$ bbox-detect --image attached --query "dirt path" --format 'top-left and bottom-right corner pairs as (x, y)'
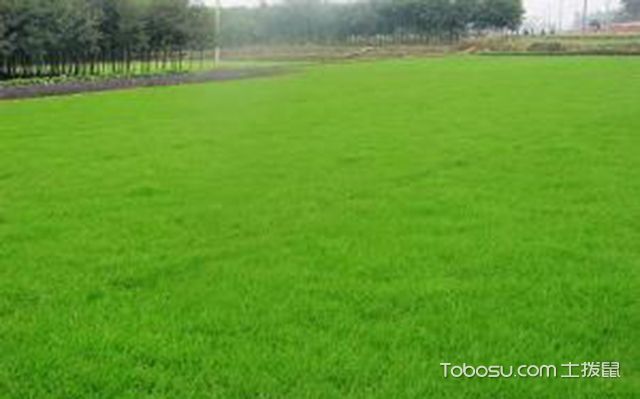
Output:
(0, 67), (292, 101)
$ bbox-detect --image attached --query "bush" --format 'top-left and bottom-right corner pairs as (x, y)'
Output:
(527, 41), (567, 52)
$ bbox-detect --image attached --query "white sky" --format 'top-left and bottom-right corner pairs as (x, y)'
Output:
(523, 0), (620, 28)
(204, 0), (622, 28)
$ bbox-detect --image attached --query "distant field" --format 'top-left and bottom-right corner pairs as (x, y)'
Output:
(471, 34), (640, 55)
(1, 57), (639, 398)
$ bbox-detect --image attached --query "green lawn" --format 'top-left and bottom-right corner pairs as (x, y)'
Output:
(1, 57), (639, 398)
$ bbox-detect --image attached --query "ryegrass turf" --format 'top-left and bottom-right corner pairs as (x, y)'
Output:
(1, 57), (639, 398)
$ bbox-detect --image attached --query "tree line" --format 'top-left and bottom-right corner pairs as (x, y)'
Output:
(221, 0), (524, 46)
(621, 0), (640, 19)
(0, 0), (216, 80)
(1, 0), (524, 81)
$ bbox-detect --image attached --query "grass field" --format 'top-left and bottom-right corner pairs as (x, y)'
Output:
(1, 57), (639, 398)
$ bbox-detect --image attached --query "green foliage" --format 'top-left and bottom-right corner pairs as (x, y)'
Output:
(473, 0), (524, 31)
(526, 41), (567, 53)
(0, 0), (217, 79)
(222, 0), (524, 46)
(1, 57), (639, 398)
(621, 0), (640, 19)
(0, 0), (525, 78)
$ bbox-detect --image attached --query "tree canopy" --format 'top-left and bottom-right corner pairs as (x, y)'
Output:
(621, 0), (640, 19)
(0, 0), (524, 80)
(221, 0), (523, 46)
(0, 0), (216, 79)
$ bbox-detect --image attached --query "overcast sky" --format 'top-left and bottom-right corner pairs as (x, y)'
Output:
(523, 0), (620, 28)
(204, 0), (622, 28)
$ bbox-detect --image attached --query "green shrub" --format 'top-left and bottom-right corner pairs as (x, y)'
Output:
(527, 41), (567, 52)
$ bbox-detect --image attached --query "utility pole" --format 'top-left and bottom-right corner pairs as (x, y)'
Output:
(558, 0), (564, 32)
(582, 0), (589, 33)
(214, 0), (222, 66)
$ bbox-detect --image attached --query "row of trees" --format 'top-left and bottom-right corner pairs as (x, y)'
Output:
(621, 0), (640, 19)
(1, 0), (524, 80)
(0, 0), (216, 80)
(222, 0), (524, 46)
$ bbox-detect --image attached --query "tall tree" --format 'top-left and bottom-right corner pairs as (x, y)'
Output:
(621, 0), (640, 19)
(474, 0), (524, 31)
(187, 4), (216, 65)
(147, 0), (190, 68)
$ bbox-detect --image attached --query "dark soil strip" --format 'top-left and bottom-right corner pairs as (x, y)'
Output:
(0, 67), (292, 101)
